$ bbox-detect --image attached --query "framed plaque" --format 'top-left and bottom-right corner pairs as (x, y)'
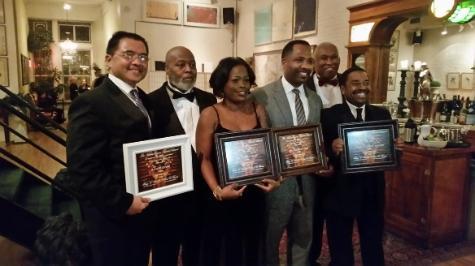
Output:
(215, 128), (277, 186)
(123, 134), (193, 201)
(273, 124), (327, 177)
(338, 120), (398, 174)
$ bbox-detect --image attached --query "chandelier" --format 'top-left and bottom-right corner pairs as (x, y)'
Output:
(59, 3), (77, 53)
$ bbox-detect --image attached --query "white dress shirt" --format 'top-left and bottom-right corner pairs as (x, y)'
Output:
(346, 101), (366, 121)
(313, 74), (343, 109)
(167, 82), (200, 150)
(282, 76), (309, 126)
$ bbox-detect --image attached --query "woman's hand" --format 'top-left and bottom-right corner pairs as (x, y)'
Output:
(255, 177), (282, 192)
(216, 183), (247, 200)
(332, 138), (344, 156)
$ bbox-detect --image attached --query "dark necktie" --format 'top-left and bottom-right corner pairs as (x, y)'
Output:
(130, 89), (151, 129)
(170, 89), (195, 102)
(356, 107), (363, 122)
(292, 88), (306, 125)
(318, 78), (339, 87)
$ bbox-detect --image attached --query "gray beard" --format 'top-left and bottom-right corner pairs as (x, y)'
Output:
(170, 79), (195, 92)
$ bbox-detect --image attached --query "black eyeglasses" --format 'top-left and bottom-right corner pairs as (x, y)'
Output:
(117, 51), (149, 63)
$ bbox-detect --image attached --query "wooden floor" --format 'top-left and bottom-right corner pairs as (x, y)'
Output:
(0, 128), (66, 178)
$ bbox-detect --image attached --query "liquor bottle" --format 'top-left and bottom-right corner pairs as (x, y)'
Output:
(439, 100), (451, 123)
(466, 99), (475, 125)
(404, 117), (417, 143)
(450, 95), (460, 123)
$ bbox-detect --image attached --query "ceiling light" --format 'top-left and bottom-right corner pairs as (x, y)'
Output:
(431, 0), (456, 18)
(63, 3), (71, 11)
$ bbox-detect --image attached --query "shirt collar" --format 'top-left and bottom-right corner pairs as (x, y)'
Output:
(108, 73), (137, 94)
(281, 76), (304, 95)
(346, 100), (366, 113)
(167, 81), (194, 96)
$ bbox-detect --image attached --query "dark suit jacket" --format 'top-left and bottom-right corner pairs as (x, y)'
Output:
(321, 102), (391, 217)
(148, 82), (217, 197)
(67, 77), (154, 220)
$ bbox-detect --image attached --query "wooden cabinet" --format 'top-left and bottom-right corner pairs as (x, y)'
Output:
(385, 144), (474, 248)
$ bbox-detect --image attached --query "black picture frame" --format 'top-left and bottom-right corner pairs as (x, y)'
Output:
(338, 120), (398, 174)
(215, 128), (277, 186)
(272, 124), (327, 177)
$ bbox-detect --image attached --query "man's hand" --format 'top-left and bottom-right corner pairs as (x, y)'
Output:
(316, 163), (334, 177)
(255, 177), (282, 192)
(332, 138), (344, 155)
(126, 195), (151, 215)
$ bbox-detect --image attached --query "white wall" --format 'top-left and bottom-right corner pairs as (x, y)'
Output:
(236, 0), (372, 72)
(14, 0), (30, 93)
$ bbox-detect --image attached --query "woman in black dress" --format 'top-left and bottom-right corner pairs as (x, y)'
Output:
(196, 57), (280, 266)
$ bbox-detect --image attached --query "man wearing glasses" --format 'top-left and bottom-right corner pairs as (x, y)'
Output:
(67, 31), (154, 266)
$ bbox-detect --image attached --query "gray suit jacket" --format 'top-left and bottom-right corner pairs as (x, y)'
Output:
(252, 79), (323, 127)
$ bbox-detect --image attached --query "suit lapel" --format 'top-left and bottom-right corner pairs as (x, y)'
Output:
(271, 80), (294, 124)
(106, 79), (146, 123)
(305, 86), (318, 123)
(154, 84), (185, 136)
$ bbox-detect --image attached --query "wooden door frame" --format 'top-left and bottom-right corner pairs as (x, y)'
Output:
(346, 0), (432, 103)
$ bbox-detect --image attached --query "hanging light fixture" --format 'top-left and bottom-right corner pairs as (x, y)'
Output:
(448, 0), (475, 24)
(59, 3), (77, 53)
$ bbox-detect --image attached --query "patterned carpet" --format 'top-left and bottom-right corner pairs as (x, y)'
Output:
(279, 228), (475, 266)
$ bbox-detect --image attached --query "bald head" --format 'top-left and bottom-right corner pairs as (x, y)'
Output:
(314, 42), (340, 80)
(165, 46), (197, 91)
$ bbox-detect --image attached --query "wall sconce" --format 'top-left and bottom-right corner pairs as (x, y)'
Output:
(441, 25), (448, 35)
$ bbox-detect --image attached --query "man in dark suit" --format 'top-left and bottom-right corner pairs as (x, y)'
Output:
(148, 46), (216, 265)
(307, 42), (343, 266)
(67, 31), (153, 266)
(321, 66), (391, 266)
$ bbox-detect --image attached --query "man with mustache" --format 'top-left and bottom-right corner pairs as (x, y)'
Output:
(253, 40), (328, 265)
(320, 67), (390, 265)
(306, 42), (343, 266)
(148, 46), (216, 265)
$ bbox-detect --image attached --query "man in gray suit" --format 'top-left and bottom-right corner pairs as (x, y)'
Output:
(253, 40), (326, 265)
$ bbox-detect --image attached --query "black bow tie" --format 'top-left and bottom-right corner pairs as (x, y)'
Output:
(318, 79), (339, 87)
(170, 89), (195, 102)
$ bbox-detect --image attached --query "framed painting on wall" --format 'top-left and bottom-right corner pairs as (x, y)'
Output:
(0, 0), (4, 24)
(253, 49), (282, 87)
(254, 4), (272, 45)
(184, 2), (220, 28)
(294, 0), (317, 37)
(387, 71), (396, 91)
(272, 0), (292, 42)
(143, 0), (183, 25)
(0, 57), (8, 86)
(461, 73), (474, 90)
(447, 72), (460, 90)
(0, 25), (6, 56)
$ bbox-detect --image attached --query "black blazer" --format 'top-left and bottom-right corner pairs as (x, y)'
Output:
(321, 102), (391, 217)
(67, 77), (154, 220)
(148, 82), (217, 196)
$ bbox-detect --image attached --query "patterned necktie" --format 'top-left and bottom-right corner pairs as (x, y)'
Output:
(292, 88), (306, 125)
(356, 107), (363, 122)
(130, 89), (151, 129)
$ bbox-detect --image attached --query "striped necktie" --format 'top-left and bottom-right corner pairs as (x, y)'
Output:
(130, 89), (151, 129)
(292, 88), (306, 125)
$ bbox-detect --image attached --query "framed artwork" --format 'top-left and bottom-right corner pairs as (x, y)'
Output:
(390, 30), (400, 52)
(123, 135), (194, 201)
(21, 55), (29, 85)
(294, 0), (317, 37)
(447, 72), (460, 90)
(215, 128), (277, 186)
(143, 0), (183, 25)
(387, 71), (396, 91)
(461, 73), (474, 90)
(272, 0), (292, 42)
(0, 0), (4, 24)
(184, 2), (220, 28)
(0, 25), (6, 56)
(253, 49), (282, 87)
(254, 4), (272, 45)
(338, 120), (398, 174)
(0, 57), (8, 86)
(272, 124), (327, 177)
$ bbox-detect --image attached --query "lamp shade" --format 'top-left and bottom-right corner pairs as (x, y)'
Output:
(448, 0), (475, 24)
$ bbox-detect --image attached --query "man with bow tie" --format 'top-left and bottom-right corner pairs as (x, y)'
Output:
(307, 42), (343, 266)
(306, 42), (343, 109)
(148, 46), (216, 265)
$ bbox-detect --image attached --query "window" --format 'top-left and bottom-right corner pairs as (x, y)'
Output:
(58, 22), (91, 43)
(62, 50), (92, 100)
